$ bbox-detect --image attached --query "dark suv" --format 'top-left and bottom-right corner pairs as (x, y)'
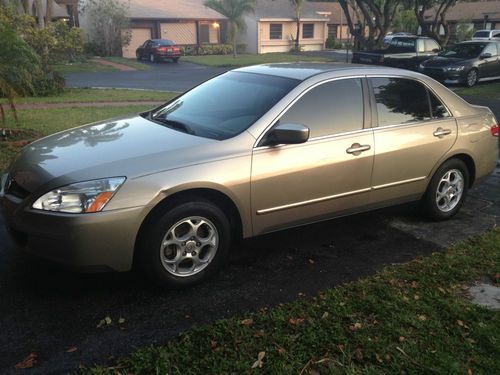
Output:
(419, 41), (500, 87)
(136, 39), (181, 63)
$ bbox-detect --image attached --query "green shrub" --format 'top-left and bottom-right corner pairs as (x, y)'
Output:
(32, 71), (66, 96)
(180, 44), (234, 56)
(325, 35), (336, 49)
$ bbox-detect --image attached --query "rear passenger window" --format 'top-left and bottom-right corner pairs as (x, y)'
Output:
(279, 78), (364, 137)
(429, 92), (450, 118)
(371, 77), (431, 126)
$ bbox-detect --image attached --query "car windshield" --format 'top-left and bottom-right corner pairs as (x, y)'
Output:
(157, 40), (174, 46)
(150, 72), (299, 140)
(473, 31), (490, 38)
(439, 43), (486, 58)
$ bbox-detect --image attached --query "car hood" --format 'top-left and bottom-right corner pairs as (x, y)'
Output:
(8, 115), (224, 194)
(423, 56), (473, 67)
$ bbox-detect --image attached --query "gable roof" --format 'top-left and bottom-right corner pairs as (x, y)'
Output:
(127, 0), (226, 20)
(251, 0), (328, 21)
(424, 0), (500, 22)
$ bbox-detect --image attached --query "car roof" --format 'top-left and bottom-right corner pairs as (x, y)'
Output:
(235, 63), (418, 80)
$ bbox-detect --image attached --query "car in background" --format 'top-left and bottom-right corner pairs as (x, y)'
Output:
(352, 36), (441, 71)
(419, 41), (500, 87)
(136, 39), (181, 63)
(383, 32), (415, 45)
(1, 64), (498, 288)
(472, 29), (500, 41)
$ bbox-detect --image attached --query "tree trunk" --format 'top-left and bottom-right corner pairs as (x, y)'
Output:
(295, 17), (300, 50)
(46, 0), (53, 26)
(35, 0), (45, 28)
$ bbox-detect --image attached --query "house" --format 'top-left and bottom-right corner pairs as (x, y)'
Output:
(423, 0), (500, 39)
(81, 0), (227, 58)
(307, 1), (359, 42)
(239, 0), (329, 54)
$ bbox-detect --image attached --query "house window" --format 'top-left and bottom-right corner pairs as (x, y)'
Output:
(199, 24), (209, 44)
(327, 25), (337, 39)
(303, 23), (314, 39)
(270, 24), (282, 39)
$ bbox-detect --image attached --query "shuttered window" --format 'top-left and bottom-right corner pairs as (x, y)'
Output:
(270, 24), (282, 39)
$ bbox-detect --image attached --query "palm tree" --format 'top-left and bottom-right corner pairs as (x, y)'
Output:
(289, 0), (304, 51)
(204, 0), (255, 57)
(0, 24), (40, 125)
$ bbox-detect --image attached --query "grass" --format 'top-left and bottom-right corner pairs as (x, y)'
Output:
(81, 229), (500, 374)
(1, 88), (176, 105)
(182, 52), (333, 67)
(455, 82), (500, 99)
(100, 57), (151, 71)
(51, 60), (118, 73)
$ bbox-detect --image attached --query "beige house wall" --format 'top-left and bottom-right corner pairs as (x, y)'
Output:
(160, 22), (197, 45)
(258, 20), (326, 53)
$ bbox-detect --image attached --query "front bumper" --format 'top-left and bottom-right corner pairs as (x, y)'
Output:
(419, 67), (467, 84)
(0, 193), (146, 272)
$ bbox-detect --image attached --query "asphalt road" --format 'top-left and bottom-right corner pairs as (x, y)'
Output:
(65, 61), (229, 92)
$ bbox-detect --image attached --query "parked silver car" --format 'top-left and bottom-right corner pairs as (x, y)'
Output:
(1, 64), (498, 288)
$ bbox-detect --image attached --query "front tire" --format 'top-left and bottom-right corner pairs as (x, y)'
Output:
(465, 69), (478, 87)
(137, 200), (232, 288)
(422, 159), (469, 221)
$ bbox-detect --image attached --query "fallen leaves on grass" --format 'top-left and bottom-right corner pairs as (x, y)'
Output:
(289, 318), (305, 325)
(66, 347), (78, 353)
(349, 322), (362, 331)
(15, 353), (37, 369)
(97, 316), (113, 328)
(251, 351), (265, 369)
(240, 318), (253, 326)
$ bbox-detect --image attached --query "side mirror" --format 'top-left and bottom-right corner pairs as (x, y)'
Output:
(264, 123), (310, 146)
(480, 52), (492, 59)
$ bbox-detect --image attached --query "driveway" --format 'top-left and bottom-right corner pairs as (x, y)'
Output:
(0, 161), (499, 374)
(64, 61), (229, 92)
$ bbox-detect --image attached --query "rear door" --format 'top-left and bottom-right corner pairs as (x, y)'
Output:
(251, 78), (374, 235)
(368, 77), (457, 204)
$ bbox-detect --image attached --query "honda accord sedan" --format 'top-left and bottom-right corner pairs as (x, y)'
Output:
(419, 41), (500, 87)
(1, 64), (498, 288)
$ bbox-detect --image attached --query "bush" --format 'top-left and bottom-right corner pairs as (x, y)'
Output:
(180, 44), (234, 56)
(325, 35), (336, 49)
(32, 71), (65, 96)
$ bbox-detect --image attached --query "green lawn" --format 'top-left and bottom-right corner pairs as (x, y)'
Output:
(82, 229), (500, 374)
(455, 82), (500, 99)
(182, 53), (333, 67)
(51, 60), (118, 73)
(1, 88), (176, 105)
(100, 57), (151, 71)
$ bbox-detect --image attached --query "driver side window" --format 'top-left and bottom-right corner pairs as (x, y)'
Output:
(483, 43), (498, 56)
(278, 78), (364, 138)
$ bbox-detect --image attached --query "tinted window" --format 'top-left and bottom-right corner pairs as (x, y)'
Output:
(270, 24), (282, 39)
(158, 39), (175, 46)
(483, 43), (498, 56)
(390, 38), (416, 48)
(430, 92), (450, 119)
(151, 72), (299, 140)
(439, 43), (486, 58)
(279, 79), (364, 137)
(303, 24), (314, 39)
(474, 31), (490, 38)
(371, 78), (431, 126)
(424, 39), (440, 52)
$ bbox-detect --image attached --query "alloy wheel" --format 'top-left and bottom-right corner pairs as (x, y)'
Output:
(435, 169), (464, 213)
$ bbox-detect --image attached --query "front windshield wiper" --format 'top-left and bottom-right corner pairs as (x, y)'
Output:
(151, 116), (195, 135)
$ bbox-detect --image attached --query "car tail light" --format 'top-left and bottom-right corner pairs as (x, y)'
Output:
(173, 47), (179, 52)
(491, 123), (499, 137)
(158, 47), (167, 52)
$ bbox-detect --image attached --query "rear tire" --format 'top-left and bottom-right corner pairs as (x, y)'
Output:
(137, 199), (232, 288)
(465, 69), (478, 87)
(422, 158), (469, 221)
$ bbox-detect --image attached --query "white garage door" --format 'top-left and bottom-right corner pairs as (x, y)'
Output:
(122, 28), (152, 58)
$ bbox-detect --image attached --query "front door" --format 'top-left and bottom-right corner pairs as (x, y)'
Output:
(251, 78), (374, 235)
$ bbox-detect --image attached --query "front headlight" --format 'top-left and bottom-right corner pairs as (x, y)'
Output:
(32, 177), (125, 213)
(446, 65), (466, 72)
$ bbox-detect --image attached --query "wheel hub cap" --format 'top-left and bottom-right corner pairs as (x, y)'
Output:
(435, 169), (464, 213)
(160, 216), (219, 277)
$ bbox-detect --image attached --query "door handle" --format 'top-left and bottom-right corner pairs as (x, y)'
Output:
(433, 127), (452, 138)
(346, 143), (371, 155)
